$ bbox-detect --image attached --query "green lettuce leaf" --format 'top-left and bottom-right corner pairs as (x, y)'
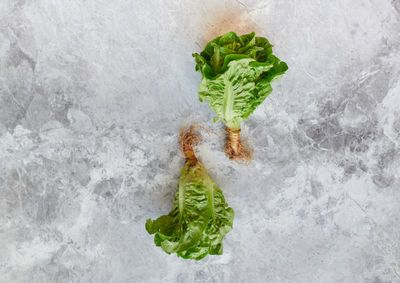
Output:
(146, 162), (234, 260)
(193, 31), (288, 130)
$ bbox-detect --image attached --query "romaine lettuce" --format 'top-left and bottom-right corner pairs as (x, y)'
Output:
(193, 32), (287, 160)
(146, 128), (234, 260)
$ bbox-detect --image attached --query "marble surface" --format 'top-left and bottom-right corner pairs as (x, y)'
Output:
(1, 1), (400, 282)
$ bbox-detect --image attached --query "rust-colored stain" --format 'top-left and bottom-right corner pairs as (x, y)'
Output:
(201, 10), (259, 44)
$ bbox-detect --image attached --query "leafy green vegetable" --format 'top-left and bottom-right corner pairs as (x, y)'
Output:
(193, 31), (288, 130)
(146, 128), (234, 260)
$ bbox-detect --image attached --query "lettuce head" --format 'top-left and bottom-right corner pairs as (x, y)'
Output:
(193, 31), (288, 130)
(146, 162), (234, 260)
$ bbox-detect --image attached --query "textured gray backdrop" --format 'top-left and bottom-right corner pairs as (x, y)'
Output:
(1, 1), (400, 282)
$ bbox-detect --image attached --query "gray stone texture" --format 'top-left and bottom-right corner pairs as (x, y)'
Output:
(1, 0), (400, 282)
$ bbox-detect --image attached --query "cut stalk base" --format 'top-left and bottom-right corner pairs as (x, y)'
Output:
(224, 127), (252, 162)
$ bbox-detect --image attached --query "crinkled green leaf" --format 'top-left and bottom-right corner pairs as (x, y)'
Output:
(146, 162), (234, 260)
(198, 58), (273, 129)
(193, 31), (288, 130)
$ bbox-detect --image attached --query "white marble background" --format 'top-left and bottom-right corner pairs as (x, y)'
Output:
(1, 1), (400, 282)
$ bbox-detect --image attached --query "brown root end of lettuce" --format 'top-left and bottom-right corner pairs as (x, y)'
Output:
(224, 127), (252, 162)
(180, 126), (201, 165)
